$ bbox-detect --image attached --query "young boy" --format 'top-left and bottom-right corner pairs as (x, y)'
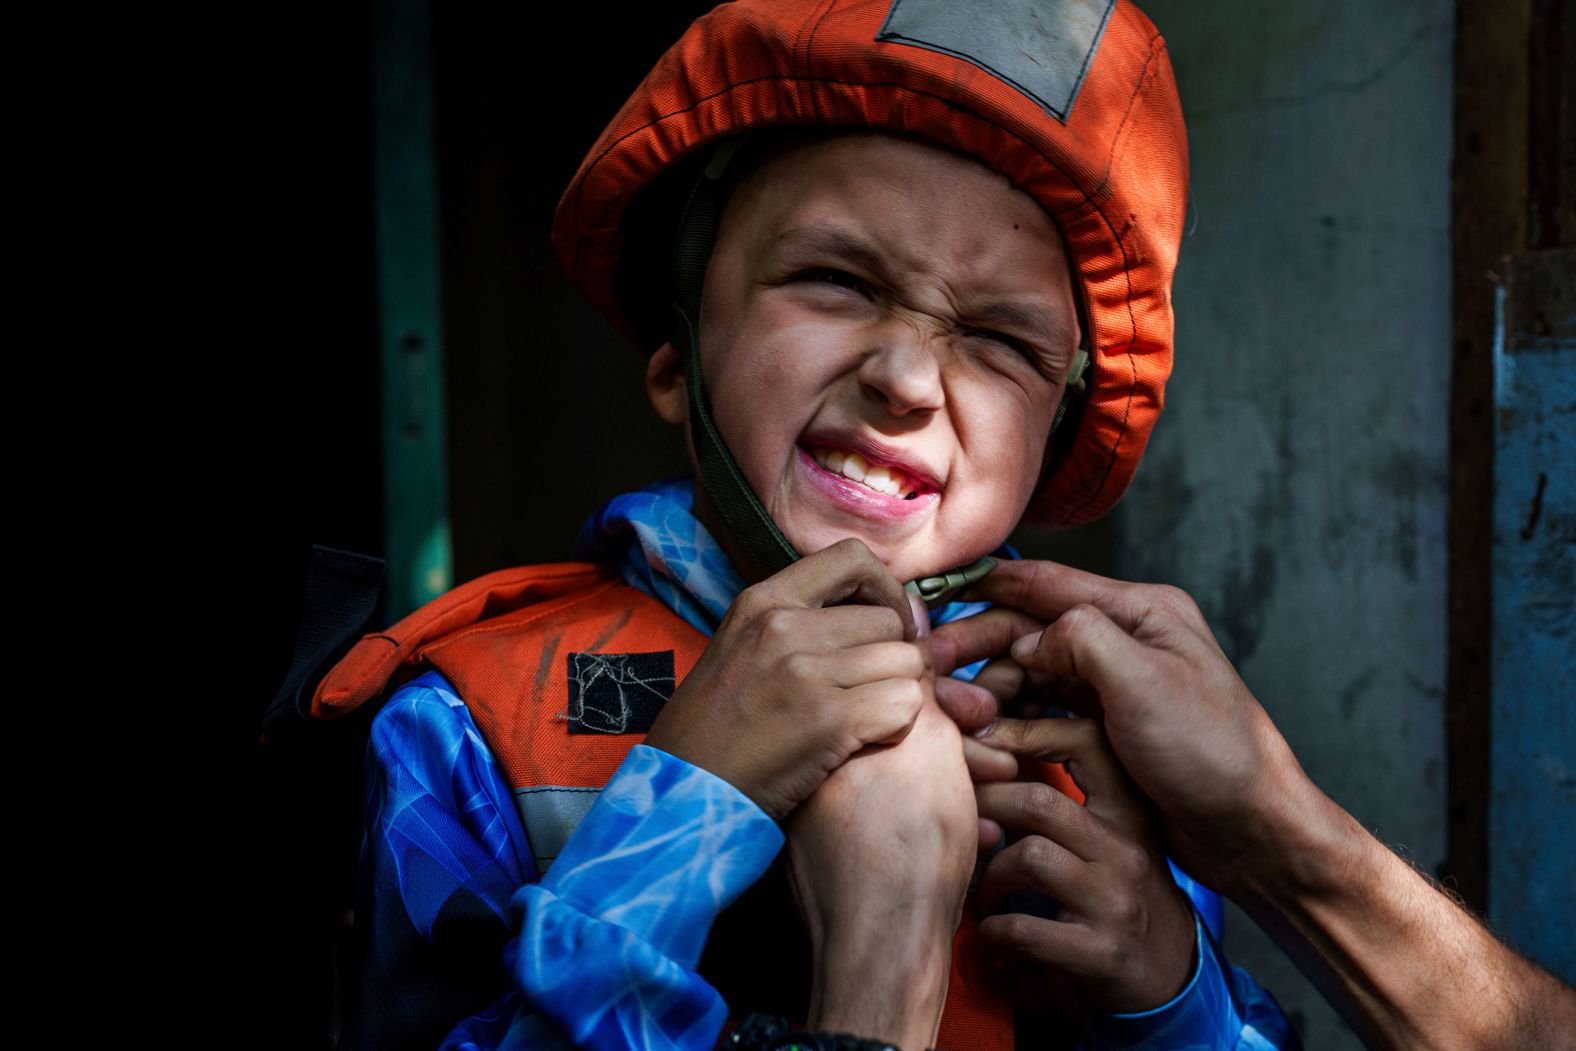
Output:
(312, 2), (1298, 1048)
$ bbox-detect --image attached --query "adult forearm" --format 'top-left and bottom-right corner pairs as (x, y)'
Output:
(1235, 785), (1576, 1050)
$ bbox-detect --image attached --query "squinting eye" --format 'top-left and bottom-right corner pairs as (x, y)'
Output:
(967, 328), (1034, 361)
(801, 267), (865, 292)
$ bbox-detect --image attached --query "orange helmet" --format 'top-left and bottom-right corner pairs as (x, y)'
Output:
(553, 0), (1188, 534)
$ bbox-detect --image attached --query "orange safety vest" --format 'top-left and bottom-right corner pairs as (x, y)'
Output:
(316, 562), (1084, 1050)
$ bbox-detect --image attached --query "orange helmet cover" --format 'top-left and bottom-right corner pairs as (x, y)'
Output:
(552, 0), (1189, 525)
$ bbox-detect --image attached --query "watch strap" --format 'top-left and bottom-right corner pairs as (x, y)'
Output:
(728, 1012), (907, 1051)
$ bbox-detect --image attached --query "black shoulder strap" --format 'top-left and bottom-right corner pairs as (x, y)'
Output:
(260, 544), (387, 738)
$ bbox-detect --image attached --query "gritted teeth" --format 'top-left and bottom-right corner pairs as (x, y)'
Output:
(809, 445), (923, 500)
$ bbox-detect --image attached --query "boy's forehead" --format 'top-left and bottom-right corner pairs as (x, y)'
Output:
(734, 130), (1013, 212)
(721, 131), (1075, 307)
(732, 132), (1058, 241)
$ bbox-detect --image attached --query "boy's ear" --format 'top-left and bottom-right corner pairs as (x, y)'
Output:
(645, 341), (688, 425)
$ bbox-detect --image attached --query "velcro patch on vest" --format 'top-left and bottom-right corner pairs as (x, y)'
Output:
(567, 650), (676, 734)
(877, 0), (1115, 122)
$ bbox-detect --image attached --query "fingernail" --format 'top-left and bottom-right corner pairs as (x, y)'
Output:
(1010, 630), (1042, 660)
(972, 720), (995, 739)
(908, 593), (931, 639)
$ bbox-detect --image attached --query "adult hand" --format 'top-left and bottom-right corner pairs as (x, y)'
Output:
(645, 538), (927, 820)
(974, 716), (1196, 1014)
(934, 558), (1576, 1049)
(930, 558), (1315, 898)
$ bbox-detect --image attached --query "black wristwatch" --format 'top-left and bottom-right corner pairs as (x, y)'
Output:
(728, 1012), (905, 1051)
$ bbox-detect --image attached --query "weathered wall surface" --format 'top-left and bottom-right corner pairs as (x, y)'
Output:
(1115, 2), (1455, 1045)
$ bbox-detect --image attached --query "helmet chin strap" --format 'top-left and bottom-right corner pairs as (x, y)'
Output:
(669, 139), (802, 584)
(667, 137), (1081, 607)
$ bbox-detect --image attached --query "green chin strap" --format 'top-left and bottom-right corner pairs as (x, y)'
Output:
(669, 139), (802, 584)
(666, 136), (1084, 607)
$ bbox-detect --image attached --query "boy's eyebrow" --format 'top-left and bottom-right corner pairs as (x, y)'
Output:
(772, 223), (1070, 342)
(963, 300), (1065, 342)
(772, 224), (889, 276)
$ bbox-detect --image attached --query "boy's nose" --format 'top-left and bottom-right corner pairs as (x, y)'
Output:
(857, 316), (946, 418)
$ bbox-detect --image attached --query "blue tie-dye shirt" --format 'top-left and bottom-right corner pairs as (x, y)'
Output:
(350, 477), (1299, 1050)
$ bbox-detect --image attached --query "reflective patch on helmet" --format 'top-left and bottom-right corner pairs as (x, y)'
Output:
(877, 0), (1115, 122)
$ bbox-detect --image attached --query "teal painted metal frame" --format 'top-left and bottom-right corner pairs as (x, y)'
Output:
(372, 0), (452, 619)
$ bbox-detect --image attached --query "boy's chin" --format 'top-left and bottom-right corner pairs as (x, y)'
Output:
(791, 528), (984, 590)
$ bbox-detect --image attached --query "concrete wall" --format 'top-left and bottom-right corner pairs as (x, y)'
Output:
(1113, 2), (1456, 1046)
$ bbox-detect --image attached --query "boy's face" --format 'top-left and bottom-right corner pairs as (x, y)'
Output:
(648, 131), (1081, 584)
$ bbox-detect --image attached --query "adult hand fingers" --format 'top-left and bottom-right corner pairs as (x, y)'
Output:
(975, 716), (1151, 839)
(749, 537), (916, 639)
(1027, 676), (1105, 721)
(976, 834), (1087, 915)
(930, 607), (1045, 674)
(937, 650), (1079, 721)
(968, 560), (1228, 660)
(908, 593), (931, 641)
(977, 911), (1099, 973)
(959, 559), (1154, 634)
(963, 735), (1018, 783)
(1007, 603), (1153, 702)
(931, 561), (1198, 678)
(934, 675), (997, 732)
(971, 657), (1027, 705)
(976, 779), (1097, 860)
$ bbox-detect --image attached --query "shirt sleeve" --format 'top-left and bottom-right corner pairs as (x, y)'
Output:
(353, 671), (784, 1051)
(1081, 882), (1302, 1051)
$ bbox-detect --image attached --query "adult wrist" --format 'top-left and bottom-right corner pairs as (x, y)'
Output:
(1202, 735), (1337, 898)
(1095, 911), (1205, 1018)
(1083, 913), (1245, 1050)
(1236, 771), (1372, 916)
